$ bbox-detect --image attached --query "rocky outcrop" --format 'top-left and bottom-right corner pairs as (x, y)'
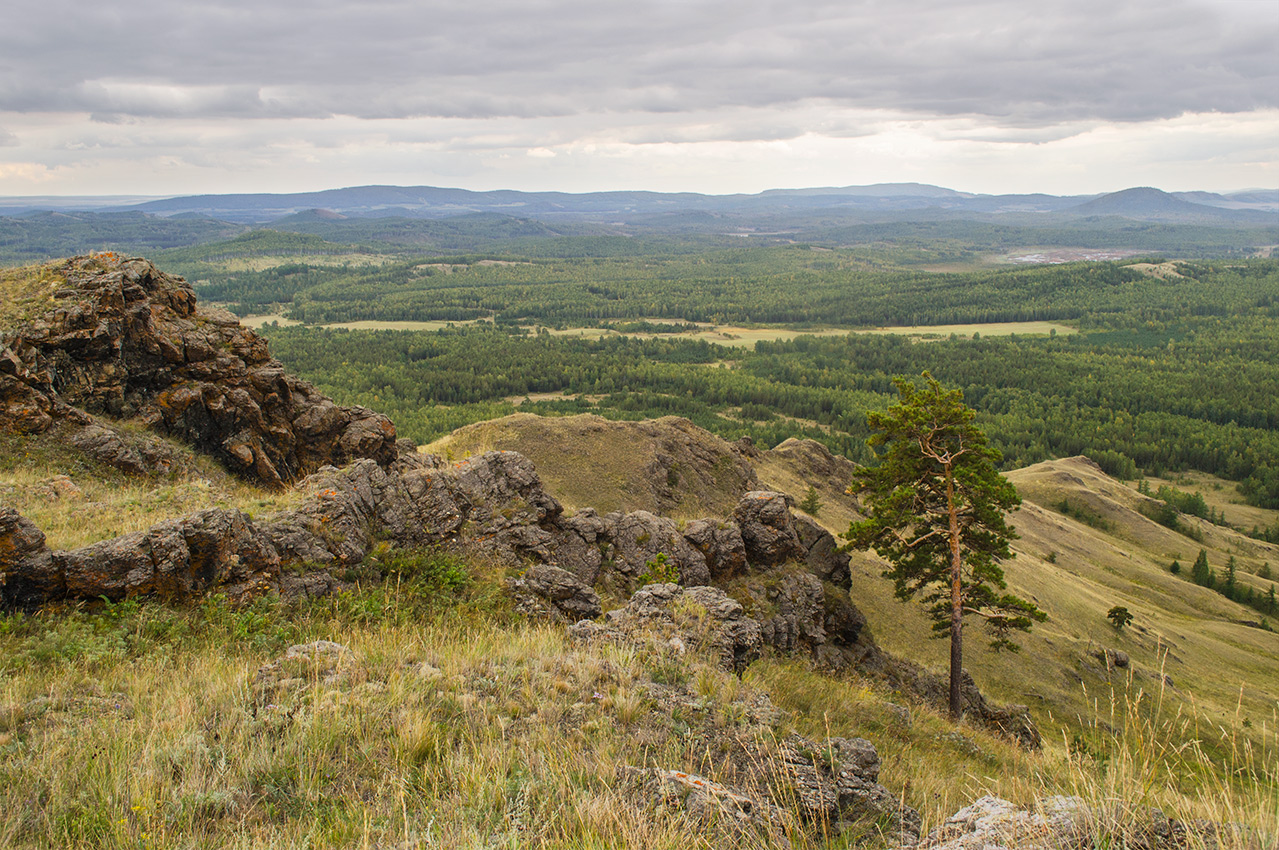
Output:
(681, 518), (747, 580)
(771, 734), (921, 844)
(734, 490), (806, 567)
(509, 564), (602, 623)
(625, 732), (920, 848)
(1, 446), (1041, 748)
(793, 513), (852, 588)
(573, 582), (763, 674)
(904, 795), (1249, 850)
(602, 510), (711, 588)
(0, 256), (396, 486)
(907, 795), (1087, 850)
(0, 451), (557, 606)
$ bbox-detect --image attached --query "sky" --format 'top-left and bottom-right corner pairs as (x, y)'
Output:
(0, 0), (1276, 198)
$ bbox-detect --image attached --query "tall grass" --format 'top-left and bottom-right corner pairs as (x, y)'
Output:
(1047, 670), (1277, 849)
(1, 554), (1274, 849)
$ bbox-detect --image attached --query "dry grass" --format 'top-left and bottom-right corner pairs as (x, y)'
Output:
(425, 413), (753, 518)
(0, 262), (69, 327)
(0, 427), (305, 551)
(3, 575), (1270, 850)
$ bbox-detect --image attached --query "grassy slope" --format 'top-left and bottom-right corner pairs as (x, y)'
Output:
(2, 421), (1276, 847)
(435, 414), (1279, 756)
(425, 413), (756, 520)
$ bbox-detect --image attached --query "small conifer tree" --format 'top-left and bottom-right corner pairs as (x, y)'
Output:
(799, 486), (822, 517)
(1191, 550), (1212, 587)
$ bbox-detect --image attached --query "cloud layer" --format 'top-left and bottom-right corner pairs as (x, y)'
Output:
(0, 0), (1275, 194)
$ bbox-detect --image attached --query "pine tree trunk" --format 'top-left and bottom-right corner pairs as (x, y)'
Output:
(947, 465), (964, 720)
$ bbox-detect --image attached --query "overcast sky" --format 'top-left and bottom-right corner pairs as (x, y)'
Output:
(1, 0), (1275, 197)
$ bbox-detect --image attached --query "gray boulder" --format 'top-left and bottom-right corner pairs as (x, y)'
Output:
(793, 514), (852, 589)
(681, 518), (747, 580)
(594, 582), (763, 674)
(734, 491), (805, 567)
(510, 564), (602, 623)
(604, 510), (710, 588)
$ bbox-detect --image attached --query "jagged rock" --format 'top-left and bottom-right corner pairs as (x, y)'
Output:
(545, 507), (612, 584)
(734, 491), (805, 567)
(0, 507), (58, 607)
(908, 795), (1087, 850)
(681, 518), (747, 580)
(579, 582), (763, 674)
(770, 733), (921, 844)
(734, 568), (828, 654)
(1, 256), (397, 487)
(622, 765), (792, 847)
(51, 508), (280, 603)
(793, 514), (852, 589)
(510, 564), (602, 622)
(0, 450), (565, 608)
(602, 510), (711, 588)
(64, 421), (189, 476)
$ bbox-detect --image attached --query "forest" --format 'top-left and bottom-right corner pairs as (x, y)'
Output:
(5, 213), (1276, 511)
(244, 255), (1279, 510)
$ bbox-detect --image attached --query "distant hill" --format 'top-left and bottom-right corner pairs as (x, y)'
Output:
(1065, 187), (1277, 223)
(3, 183), (1277, 229)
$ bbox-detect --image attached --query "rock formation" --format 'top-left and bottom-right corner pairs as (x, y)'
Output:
(0, 255), (396, 486)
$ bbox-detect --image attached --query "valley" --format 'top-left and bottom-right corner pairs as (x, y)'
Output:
(1, 186), (1278, 848)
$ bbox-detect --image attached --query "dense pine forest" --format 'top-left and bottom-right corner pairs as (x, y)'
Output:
(218, 249), (1279, 512)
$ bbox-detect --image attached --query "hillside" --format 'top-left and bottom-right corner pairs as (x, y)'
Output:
(431, 414), (1279, 745)
(1064, 187), (1274, 223)
(2, 256), (1276, 848)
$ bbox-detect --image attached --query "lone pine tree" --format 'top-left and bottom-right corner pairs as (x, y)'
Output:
(844, 373), (1045, 720)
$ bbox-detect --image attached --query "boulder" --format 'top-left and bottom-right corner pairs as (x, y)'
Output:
(603, 510), (710, 588)
(793, 514), (852, 589)
(0, 507), (58, 607)
(681, 518), (747, 580)
(770, 734), (921, 844)
(545, 508), (612, 585)
(908, 795), (1088, 850)
(510, 564), (602, 623)
(588, 583), (763, 674)
(734, 491), (805, 567)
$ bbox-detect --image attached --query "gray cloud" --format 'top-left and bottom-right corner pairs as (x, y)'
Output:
(1, 0), (1274, 128)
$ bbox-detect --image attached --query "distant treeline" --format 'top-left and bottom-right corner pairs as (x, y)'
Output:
(193, 250), (1279, 332)
(262, 300), (1279, 508)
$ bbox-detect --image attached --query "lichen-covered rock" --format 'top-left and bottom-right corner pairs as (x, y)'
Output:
(734, 491), (805, 567)
(771, 733), (921, 844)
(510, 564), (602, 622)
(545, 507), (612, 585)
(681, 518), (747, 580)
(588, 582), (763, 674)
(602, 510), (710, 589)
(52, 508), (280, 602)
(1, 450), (567, 608)
(907, 795), (1087, 850)
(0, 507), (58, 607)
(793, 514), (852, 589)
(1, 256), (397, 487)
